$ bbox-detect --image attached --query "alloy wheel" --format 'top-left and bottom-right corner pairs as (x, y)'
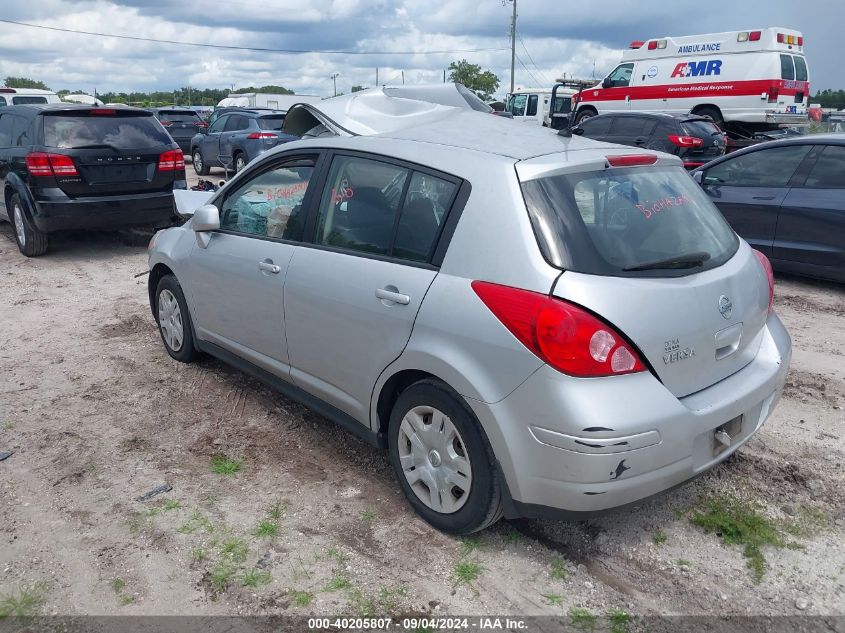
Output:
(13, 203), (26, 247)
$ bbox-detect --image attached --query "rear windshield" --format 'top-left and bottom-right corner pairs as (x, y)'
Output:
(257, 116), (284, 130)
(13, 96), (48, 105)
(794, 56), (808, 82)
(521, 166), (738, 277)
(780, 54), (795, 80)
(157, 111), (201, 122)
(42, 114), (173, 149)
(681, 119), (722, 138)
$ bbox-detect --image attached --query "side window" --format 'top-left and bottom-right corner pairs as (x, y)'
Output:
(780, 54), (795, 81)
(508, 94), (527, 117)
(393, 172), (457, 262)
(219, 157), (315, 239)
(804, 145), (845, 188)
(224, 115), (248, 132)
(208, 116), (227, 133)
(315, 155), (409, 256)
(703, 145), (812, 187)
(610, 116), (648, 137)
(578, 116), (612, 135)
(0, 96), (7, 107)
(794, 56), (808, 82)
(10, 116), (30, 147)
(607, 63), (634, 88)
(0, 114), (12, 146)
(526, 94), (539, 117)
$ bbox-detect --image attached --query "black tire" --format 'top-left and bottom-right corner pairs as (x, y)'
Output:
(694, 106), (724, 126)
(574, 108), (597, 125)
(154, 274), (198, 363)
(192, 149), (209, 176)
(387, 379), (503, 534)
(9, 193), (47, 257)
(234, 153), (247, 173)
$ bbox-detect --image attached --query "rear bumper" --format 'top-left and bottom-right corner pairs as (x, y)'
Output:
(31, 189), (183, 232)
(467, 311), (792, 517)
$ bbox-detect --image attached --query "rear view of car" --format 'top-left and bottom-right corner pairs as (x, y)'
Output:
(1, 105), (186, 256)
(151, 108), (207, 154)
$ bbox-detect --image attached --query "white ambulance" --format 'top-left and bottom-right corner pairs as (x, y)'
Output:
(505, 87), (578, 126)
(572, 27), (809, 134)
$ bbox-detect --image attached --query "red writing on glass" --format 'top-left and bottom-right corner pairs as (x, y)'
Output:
(636, 193), (688, 219)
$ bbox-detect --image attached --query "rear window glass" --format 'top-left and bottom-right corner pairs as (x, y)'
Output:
(681, 119), (722, 138)
(521, 167), (738, 277)
(158, 111), (200, 122)
(12, 96), (48, 105)
(794, 56), (808, 82)
(257, 116), (285, 130)
(42, 114), (172, 149)
(780, 54), (795, 80)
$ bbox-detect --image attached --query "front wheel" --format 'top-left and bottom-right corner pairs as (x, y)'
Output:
(10, 193), (48, 257)
(234, 153), (247, 173)
(575, 108), (597, 125)
(388, 379), (503, 534)
(155, 275), (198, 363)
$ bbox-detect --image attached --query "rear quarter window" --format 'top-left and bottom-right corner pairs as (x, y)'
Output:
(12, 96), (48, 105)
(521, 166), (739, 277)
(42, 114), (173, 149)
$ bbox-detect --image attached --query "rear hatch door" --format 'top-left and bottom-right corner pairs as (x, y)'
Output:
(680, 118), (726, 163)
(40, 109), (178, 196)
(518, 154), (770, 398)
(254, 114), (298, 149)
(157, 110), (203, 143)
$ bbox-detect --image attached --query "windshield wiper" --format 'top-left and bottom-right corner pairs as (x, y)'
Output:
(73, 143), (121, 151)
(623, 251), (711, 272)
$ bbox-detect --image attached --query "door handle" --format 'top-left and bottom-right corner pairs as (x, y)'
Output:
(258, 261), (280, 274)
(375, 287), (410, 305)
(752, 196), (776, 201)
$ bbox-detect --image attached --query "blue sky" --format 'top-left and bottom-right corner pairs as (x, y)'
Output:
(0, 0), (839, 99)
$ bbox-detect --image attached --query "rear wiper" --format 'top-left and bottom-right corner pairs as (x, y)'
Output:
(623, 251), (711, 272)
(73, 143), (121, 151)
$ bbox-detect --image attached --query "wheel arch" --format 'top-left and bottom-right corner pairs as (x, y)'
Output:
(690, 104), (724, 121)
(374, 369), (440, 437)
(4, 174), (38, 222)
(148, 262), (175, 321)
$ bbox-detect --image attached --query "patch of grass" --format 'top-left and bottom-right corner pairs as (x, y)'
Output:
(253, 519), (279, 538)
(324, 572), (352, 592)
(241, 569), (272, 588)
(784, 506), (829, 537)
(786, 542), (807, 551)
(219, 537), (249, 563)
(652, 530), (667, 546)
(267, 501), (286, 520)
(208, 563), (237, 591)
(542, 592), (563, 606)
(568, 607), (597, 631)
(178, 511), (214, 535)
(109, 578), (126, 593)
(143, 507), (161, 518)
(460, 536), (481, 555)
(0, 583), (47, 619)
(360, 508), (377, 523)
(211, 455), (242, 475)
(676, 559), (692, 567)
(349, 586), (407, 616)
(506, 527), (521, 545)
(326, 547), (347, 565)
(453, 561), (482, 585)
(192, 548), (208, 562)
(609, 608), (632, 633)
(3, 421), (15, 431)
(163, 499), (181, 511)
(549, 558), (568, 581)
(118, 594), (134, 607)
(291, 590), (313, 607)
(690, 494), (784, 584)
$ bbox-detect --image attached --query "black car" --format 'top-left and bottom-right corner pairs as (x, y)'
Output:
(190, 109), (298, 175)
(692, 134), (845, 282)
(148, 107), (207, 154)
(206, 106), (279, 127)
(574, 113), (726, 168)
(0, 104), (186, 256)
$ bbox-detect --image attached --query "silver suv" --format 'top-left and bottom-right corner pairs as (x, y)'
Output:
(148, 111), (791, 534)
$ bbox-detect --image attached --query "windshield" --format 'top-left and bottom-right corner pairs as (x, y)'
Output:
(520, 166), (738, 277)
(158, 111), (201, 123)
(42, 114), (173, 149)
(257, 116), (285, 130)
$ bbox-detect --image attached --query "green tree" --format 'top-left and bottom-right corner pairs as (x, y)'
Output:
(447, 60), (499, 101)
(351, 85), (366, 93)
(233, 85), (294, 95)
(813, 89), (845, 110)
(4, 76), (50, 90)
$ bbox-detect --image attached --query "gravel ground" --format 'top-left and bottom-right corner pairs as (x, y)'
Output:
(0, 176), (844, 619)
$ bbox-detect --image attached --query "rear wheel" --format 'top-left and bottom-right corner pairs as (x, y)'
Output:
(155, 275), (198, 363)
(694, 106), (723, 126)
(10, 194), (47, 257)
(192, 150), (209, 176)
(575, 108), (597, 125)
(387, 379), (503, 534)
(234, 153), (247, 173)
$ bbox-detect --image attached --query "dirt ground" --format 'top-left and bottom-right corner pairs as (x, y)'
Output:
(1, 169), (844, 619)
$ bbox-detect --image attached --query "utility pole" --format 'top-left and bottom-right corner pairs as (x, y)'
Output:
(401, 71), (405, 85)
(443, 69), (446, 83)
(509, 0), (517, 95)
(376, 68), (379, 85)
(331, 72), (339, 97)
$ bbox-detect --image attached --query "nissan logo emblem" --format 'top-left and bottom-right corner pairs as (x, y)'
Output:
(719, 295), (733, 319)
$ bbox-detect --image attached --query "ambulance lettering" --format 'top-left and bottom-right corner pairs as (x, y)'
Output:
(670, 59), (723, 78)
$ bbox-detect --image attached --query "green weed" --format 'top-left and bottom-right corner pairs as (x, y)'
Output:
(568, 607), (597, 631)
(652, 530), (667, 546)
(211, 455), (242, 475)
(241, 569), (272, 588)
(453, 561), (482, 585)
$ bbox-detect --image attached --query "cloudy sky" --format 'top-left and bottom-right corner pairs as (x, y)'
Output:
(0, 0), (840, 100)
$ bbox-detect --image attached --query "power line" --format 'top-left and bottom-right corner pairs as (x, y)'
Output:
(518, 35), (551, 85)
(0, 18), (510, 56)
(514, 54), (541, 88)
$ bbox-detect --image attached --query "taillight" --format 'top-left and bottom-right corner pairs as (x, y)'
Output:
(471, 281), (646, 377)
(753, 250), (774, 315)
(158, 149), (185, 171)
(160, 120), (173, 127)
(606, 154), (658, 167)
(196, 121), (208, 128)
(668, 135), (705, 147)
(767, 87), (779, 103)
(246, 132), (277, 139)
(25, 152), (78, 177)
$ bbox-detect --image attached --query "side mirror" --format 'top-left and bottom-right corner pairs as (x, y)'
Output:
(692, 170), (704, 184)
(192, 204), (219, 248)
(602, 78), (612, 89)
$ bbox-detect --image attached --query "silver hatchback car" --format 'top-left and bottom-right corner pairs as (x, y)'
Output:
(148, 110), (791, 534)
